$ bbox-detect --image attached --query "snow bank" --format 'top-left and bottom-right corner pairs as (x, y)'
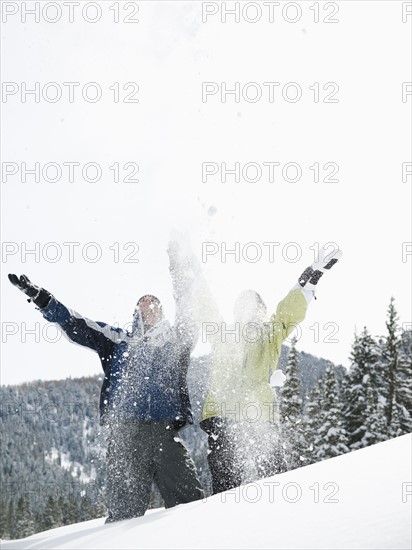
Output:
(3, 434), (411, 550)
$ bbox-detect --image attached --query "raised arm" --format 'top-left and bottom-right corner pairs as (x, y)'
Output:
(168, 241), (199, 351)
(8, 274), (124, 354)
(267, 247), (343, 360)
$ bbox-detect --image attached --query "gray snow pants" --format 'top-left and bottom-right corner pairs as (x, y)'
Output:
(201, 417), (287, 495)
(105, 421), (204, 521)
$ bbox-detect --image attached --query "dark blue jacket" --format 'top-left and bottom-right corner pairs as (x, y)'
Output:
(40, 296), (196, 429)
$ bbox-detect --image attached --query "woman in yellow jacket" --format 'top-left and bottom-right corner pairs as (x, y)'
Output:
(200, 249), (342, 494)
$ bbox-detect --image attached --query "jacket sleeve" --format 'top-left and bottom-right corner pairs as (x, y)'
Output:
(266, 286), (308, 363)
(191, 270), (223, 346)
(171, 267), (199, 352)
(168, 240), (224, 350)
(38, 296), (125, 354)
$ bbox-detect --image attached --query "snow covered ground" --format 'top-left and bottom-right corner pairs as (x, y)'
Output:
(3, 434), (411, 550)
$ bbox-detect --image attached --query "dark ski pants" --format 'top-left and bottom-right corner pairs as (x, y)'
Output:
(105, 421), (204, 521)
(201, 417), (287, 495)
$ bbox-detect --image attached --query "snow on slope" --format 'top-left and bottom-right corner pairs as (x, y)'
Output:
(3, 434), (411, 550)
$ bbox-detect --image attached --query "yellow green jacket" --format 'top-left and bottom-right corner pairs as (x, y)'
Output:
(201, 287), (308, 423)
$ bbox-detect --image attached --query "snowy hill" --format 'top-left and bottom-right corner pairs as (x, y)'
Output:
(3, 434), (411, 550)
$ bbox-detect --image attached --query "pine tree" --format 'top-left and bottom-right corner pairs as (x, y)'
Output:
(381, 298), (400, 425)
(389, 402), (403, 438)
(0, 500), (8, 539)
(279, 338), (305, 470)
(343, 328), (381, 450)
(33, 508), (43, 537)
(6, 500), (15, 539)
(302, 378), (324, 464)
(54, 494), (64, 527)
(14, 496), (35, 539)
(395, 329), (412, 433)
(66, 494), (79, 525)
(379, 299), (412, 435)
(314, 362), (349, 461)
(41, 496), (59, 532)
(58, 496), (69, 526)
(91, 494), (106, 520)
(361, 380), (388, 447)
(79, 495), (94, 522)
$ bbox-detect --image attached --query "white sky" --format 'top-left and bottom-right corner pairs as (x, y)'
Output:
(1, 1), (411, 386)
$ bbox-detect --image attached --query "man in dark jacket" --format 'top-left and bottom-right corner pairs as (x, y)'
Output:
(8, 244), (204, 522)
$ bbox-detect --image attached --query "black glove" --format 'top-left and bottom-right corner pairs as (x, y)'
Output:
(297, 249), (343, 297)
(8, 274), (51, 308)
